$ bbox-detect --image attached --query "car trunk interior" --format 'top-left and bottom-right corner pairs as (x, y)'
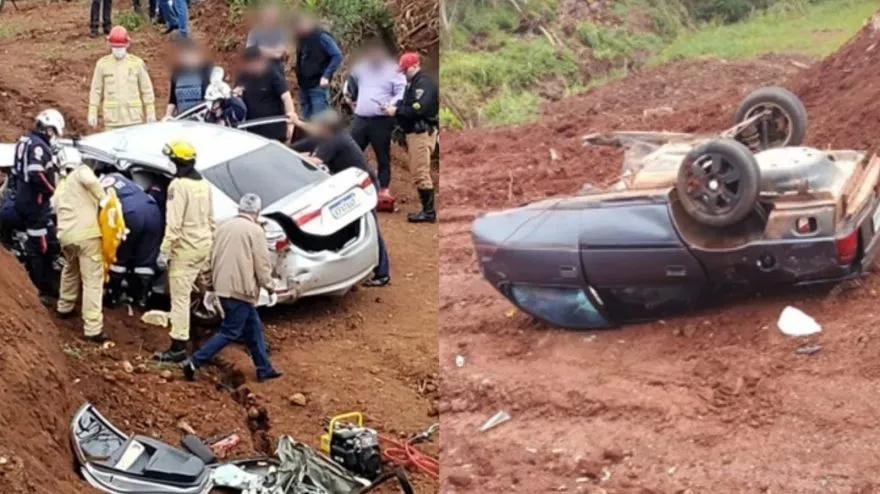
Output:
(265, 212), (361, 253)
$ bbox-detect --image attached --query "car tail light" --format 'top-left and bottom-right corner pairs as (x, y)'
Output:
(835, 229), (859, 264)
(359, 175), (373, 189)
(274, 238), (290, 251)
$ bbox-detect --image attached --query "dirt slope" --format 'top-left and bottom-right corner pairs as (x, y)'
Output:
(793, 11), (880, 150)
(440, 11), (880, 493)
(0, 1), (439, 492)
(0, 249), (83, 494)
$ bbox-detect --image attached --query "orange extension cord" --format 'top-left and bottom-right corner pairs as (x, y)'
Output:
(379, 435), (439, 480)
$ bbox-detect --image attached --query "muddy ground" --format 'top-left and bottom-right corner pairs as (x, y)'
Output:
(0, 1), (439, 493)
(440, 12), (880, 494)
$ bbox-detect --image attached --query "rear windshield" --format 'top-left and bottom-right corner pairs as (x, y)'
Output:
(202, 144), (325, 206)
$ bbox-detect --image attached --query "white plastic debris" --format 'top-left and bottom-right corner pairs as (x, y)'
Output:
(777, 306), (822, 336)
(479, 410), (511, 432)
(455, 355), (465, 368)
(212, 464), (262, 489)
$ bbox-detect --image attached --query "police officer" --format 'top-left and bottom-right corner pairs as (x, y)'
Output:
(100, 172), (164, 308)
(88, 26), (157, 130)
(382, 52), (439, 223)
(14, 109), (65, 304)
(154, 139), (215, 362)
(54, 152), (109, 342)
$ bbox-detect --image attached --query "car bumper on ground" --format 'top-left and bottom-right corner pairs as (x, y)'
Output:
(263, 214), (379, 305)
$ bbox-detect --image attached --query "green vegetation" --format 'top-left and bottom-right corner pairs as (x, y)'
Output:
(226, 0), (393, 50)
(114, 11), (144, 32)
(575, 22), (664, 60)
(0, 22), (23, 39)
(652, 0), (878, 63)
(442, 0), (876, 128)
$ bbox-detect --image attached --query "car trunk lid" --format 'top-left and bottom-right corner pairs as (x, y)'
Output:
(262, 167), (377, 236)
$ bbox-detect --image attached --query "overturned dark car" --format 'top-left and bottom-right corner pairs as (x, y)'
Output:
(472, 87), (880, 329)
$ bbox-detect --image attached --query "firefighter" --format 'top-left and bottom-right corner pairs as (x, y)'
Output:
(100, 172), (164, 308)
(54, 152), (109, 342)
(14, 109), (65, 304)
(88, 26), (157, 130)
(383, 52), (439, 223)
(154, 139), (214, 362)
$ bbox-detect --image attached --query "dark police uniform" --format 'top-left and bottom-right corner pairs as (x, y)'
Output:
(395, 71), (439, 221)
(100, 173), (164, 304)
(14, 130), (59, 297)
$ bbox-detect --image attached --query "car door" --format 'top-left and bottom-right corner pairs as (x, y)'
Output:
(577, 199), (708, 321)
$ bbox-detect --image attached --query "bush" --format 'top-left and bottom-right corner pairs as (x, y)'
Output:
(304, 0), (394, 51)
(114, 11), (143, 31)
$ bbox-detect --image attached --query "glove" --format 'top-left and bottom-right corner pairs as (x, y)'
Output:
(87, 114), (98, 127)
(156, 252), (169, 271)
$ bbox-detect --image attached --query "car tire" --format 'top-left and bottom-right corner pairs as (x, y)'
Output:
(733, 86), (807, 150)
(676, 138), (760, 228)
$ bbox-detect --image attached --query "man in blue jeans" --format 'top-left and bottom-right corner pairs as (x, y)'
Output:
(292, 13), (342, 120)
(181, 193), (282, 382)
(159, 0), (188, 38)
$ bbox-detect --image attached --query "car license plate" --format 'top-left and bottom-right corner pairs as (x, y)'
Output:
(329, 192), (359, 219)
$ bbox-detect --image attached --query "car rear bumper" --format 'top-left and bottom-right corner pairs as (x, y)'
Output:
(265, 214), (379, 304)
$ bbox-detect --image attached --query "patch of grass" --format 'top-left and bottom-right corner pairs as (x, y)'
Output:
(62, 344), (82, 360)
(113, 11), (144, 32)
(439, 108), (464, 130)
(482, 87), (540, 126)
(215, 34), (239, 52)
(0, 22), (24, 38)
(575, 21), (664, 60)
(442, 38), (577, 92)
(651, 0), (877, 63)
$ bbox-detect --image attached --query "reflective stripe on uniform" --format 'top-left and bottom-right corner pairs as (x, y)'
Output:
(134, 266), (155, 275)
(59, 227), (102, 245)
(26, 228), (47, 236)
(26, 164), (45, 173)
(109, 264), (127, 273)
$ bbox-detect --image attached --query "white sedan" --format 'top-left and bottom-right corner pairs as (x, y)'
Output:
(3, 120), (380, 309)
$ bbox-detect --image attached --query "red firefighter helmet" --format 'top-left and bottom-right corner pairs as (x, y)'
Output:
(107, 26), (130, 47)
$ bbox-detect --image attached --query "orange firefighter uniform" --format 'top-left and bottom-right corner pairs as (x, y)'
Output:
(55, 163), (108, 337)
(88, 53), (157, 129)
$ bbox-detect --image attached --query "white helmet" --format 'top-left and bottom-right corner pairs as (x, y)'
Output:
(36, 109), (65, 136)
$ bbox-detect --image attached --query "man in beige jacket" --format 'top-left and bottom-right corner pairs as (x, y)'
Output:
(181, 193), (281, 382)
(54, 153), (109, 342)
(88, 26), (157, 130)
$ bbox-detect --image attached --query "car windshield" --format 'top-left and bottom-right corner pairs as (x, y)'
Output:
(202, 144), (325, 206)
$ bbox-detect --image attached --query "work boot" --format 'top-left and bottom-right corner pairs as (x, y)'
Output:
(85, 332), (110, 344)
(180, 358), (197, 381)
(135, 274), (154, 309)
(257, 369), (283, 383)
(153, 339), (188, 363)
(56, 309), (75, 320)
(407, 188), (436, 223)
(105, 272), (125, 308)
(89, 28), (98, 38)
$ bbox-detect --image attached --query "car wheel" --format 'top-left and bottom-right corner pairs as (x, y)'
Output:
(191, 294), (221, 325)
(733, 86), (807, 151)
(676, 138), (760, 228)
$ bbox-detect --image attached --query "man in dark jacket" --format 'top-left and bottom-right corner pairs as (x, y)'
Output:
(164, 39), (214, 119)
(292, 13), (342, 120)
(383, 52), (439, 223)
(292, 110), (391, 287)
(235, 46), (297, 143)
